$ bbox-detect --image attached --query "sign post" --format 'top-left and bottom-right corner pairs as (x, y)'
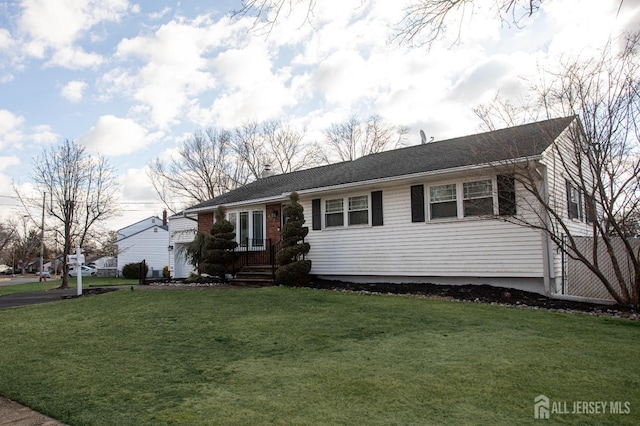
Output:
(76, 246), (82, 296)
(68, 247), (85, 296)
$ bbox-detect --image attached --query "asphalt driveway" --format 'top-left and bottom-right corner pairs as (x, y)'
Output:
(0, 288), (78, 309)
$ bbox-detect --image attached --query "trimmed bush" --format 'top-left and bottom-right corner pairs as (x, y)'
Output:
(276, 192), (311, 286)
(122, 262), (148, 279)
(201, 206), (238, 282)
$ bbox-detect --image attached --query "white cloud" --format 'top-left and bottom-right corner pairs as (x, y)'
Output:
(60, 80), (88, 102)
(119, 166), (157, 202)
(0, 156), (20, 171)
(30, 125), (59, 144)
(17, 0), (131, 68)
(0, 109), (26, 150)
(78, 115), (156, 155)
(46, 46), (103, 69)
(113, 16), (242, 128)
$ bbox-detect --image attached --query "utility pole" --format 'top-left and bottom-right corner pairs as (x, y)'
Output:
(39, 192), (45, 282)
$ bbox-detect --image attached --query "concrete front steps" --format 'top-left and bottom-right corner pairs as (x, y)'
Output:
(231, 265), (275, 287)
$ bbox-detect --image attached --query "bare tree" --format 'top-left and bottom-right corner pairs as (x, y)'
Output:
(234, 1), (625, 47)
(233, 121), (270, 180)
(232, 0), (317, 38)
(30, 139), (119, 288)
(0, 222), (15, 254)
(474, 91), (544, 131)
(481, 34), (640, 308)
(232, 0), (545, 46)
(232, 120), (322, 178)
(263, 120), (324, 173)
(149, 129), (246, 213)
(324, 115), (408, 162)
(393, 0), (542, 47)
(3, 215), (42, 275)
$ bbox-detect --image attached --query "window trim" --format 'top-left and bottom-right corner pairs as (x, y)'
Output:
(228, 209), (266, 249)
(321, 194), (371, 229)
(426, 178), (498, 221)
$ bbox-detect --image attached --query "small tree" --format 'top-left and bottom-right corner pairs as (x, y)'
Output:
(177, 231), (207, 273)
(201, 206), (238, 282)
(276, 192), (311, 286)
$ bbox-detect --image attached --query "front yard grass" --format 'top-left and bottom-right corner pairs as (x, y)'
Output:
(0, 276), (138, 296)
(0, 286), (638, 425)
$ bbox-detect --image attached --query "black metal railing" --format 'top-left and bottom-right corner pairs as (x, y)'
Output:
(237, 238), (283, 279)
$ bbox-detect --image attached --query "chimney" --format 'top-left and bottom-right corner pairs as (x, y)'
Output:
(261, 164), (274, 178)
(162, 209), (167, 226)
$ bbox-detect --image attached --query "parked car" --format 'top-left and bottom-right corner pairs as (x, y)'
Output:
(3, 268), (13, 275)
(68, 265), (97, 277)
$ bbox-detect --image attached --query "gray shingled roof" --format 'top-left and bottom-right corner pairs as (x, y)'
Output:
(187, 116), (575, 211)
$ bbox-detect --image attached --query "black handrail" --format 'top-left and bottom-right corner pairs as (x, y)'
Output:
(237, 238), (283, 280)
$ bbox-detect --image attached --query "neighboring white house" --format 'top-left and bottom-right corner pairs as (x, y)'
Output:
(184, 117), (593, 297)
(115, 213), (170, 278)
(168, 212), (198, 279)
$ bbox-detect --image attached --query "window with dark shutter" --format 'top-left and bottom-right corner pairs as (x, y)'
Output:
(566, 180), (580, 220)
(311, 198), (321, 230)
(371, 190), (383, 226)
(410, 185), (425, 222)
(497, 175), (517, 216)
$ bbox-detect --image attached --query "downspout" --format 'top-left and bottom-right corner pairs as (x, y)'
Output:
(537, 163), (555, 297)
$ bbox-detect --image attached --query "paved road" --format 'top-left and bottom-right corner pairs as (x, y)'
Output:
(0, 276), (58, 287)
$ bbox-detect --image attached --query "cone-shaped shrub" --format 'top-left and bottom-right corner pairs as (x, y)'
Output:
(276, 192), (311, 286)
(201, 206), (238, 282)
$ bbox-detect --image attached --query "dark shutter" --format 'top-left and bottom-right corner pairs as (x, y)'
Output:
(312, 198), (321, 230)
(497, 175), (517, 216)
(585, 194), (595, 223)
(410, 185), (425, 222)
(371, 191), (383, 226)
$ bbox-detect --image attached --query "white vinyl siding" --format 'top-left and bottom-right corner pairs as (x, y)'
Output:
(116, 226), (169, 278)
(303, 180), (544, 279)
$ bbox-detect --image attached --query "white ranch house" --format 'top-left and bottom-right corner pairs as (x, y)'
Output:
(183, 116), (593, 296)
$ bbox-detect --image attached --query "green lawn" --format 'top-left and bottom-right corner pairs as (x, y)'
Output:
(0, 276), (138, 296)
(0, 287), (638, 425)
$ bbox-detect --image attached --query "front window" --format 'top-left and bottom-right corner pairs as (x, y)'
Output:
(430, 184), (457, 219)
(239, 212), (249, 246)
(231, 210), (264, 248)
(463, 180), (494, 217)
(348, 196), (369, 225)
(568, 183), (584, 221)
(252, 211), (264, 247)
(325, 199), (344, 227)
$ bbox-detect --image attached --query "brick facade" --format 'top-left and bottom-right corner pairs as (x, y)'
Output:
(198, 212), (214, 233)
(265, 203), (282, 242)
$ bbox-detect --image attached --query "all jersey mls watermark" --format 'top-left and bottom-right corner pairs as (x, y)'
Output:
(534, 395), (631, 419)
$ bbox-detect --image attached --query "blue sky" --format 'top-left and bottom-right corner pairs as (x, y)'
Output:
(0, 0), (637, 231)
